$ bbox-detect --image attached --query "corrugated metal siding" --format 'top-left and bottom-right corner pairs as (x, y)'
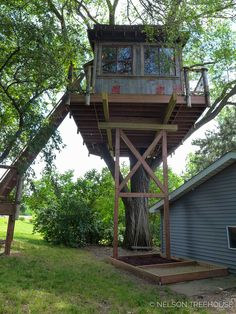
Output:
(161, 163), (236, 273)
(94, 42), (183, 95)
(95, 77), (181, 95)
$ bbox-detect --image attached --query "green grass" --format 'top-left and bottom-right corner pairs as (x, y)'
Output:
(0, 218), (208, 314)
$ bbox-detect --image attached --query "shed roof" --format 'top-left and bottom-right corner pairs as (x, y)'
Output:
(150, 151), (236, 213)
(87, 24), (189, 49)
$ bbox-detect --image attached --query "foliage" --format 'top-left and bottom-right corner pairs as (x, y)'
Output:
(27, 170), (102, 247)
(24, 165), (183, 248)
(25, 167), (126, 246)
(184, 106), (236, 179)
(0, 0), (87, 164)
(149, 167), (184, 246)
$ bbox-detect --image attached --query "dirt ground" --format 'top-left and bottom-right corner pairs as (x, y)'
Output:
(86, 246), (236, 313)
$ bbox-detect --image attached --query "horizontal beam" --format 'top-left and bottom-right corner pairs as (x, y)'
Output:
(0, 165), (16, 169)
(119, 192), (165, 198)
(98, 122), (178, 132)
(70, 94), (207, 106)
(0, 203), (16, 215)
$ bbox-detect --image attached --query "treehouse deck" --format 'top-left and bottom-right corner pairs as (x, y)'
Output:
(69, 93), (207, 158)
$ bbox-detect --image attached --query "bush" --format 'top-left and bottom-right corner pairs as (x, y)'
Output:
(33, 199), (101, 247)
(28, 171), (102, 247)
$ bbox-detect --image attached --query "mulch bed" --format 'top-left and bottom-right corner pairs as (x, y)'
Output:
(118, 254), (177, 266)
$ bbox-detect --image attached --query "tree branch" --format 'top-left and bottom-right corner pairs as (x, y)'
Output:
(0, 47), (20, 74)
(47, 0), (66, 32)
(76, 0), (99, 26)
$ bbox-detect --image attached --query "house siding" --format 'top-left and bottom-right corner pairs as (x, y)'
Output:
(161, 163), (236, 273)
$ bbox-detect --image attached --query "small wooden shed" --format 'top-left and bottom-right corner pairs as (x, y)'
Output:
(150, 151), (236, 273)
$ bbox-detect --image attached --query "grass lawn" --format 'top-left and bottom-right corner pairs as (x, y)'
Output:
(0, 218), (208, 314)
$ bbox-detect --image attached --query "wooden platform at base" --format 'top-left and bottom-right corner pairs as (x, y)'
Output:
(106, 254), (228, 285)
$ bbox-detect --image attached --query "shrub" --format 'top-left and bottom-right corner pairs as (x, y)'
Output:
(33, 199), (101, 247)
(29, 171), (102, 247)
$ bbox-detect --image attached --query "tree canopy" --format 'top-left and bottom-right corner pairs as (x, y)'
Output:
(0, 0), (235, 166)
(184, 106), (236, 179)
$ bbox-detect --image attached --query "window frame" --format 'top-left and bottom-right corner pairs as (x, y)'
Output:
(100, 44), (134, 76)
(226, 226), (236, 250)
(143, 45), (176, 77)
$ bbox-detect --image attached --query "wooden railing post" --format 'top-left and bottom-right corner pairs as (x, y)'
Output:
(202, 67), (211, 107)
(183, 67), (191, 108)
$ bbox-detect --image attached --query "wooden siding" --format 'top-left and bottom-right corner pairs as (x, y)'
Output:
(161, 162), (236, 273)
(93, 42), (183, 95)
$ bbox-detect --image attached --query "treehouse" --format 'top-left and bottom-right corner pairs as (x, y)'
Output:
(69, 24), (210, 259)
(70, 24), (210, 159)
(0, 24), (210, 262)
(85, 24), (186, 95)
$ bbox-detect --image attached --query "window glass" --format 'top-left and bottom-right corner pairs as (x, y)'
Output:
(102, 46), (132, 74)
(144, 47), (159, 75)
(102, 47), (116, 73)
(144, 46), (175, 76)
(160, 48), (175, 75)
(117, 47), (132, 74)
(228, 226), (236, 249)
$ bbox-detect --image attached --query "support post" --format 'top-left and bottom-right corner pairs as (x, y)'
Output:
(183, 67), (191, 108)
(162, 131), (171, 259)
(202, 68), (211, 107)
(113, 128), (120, 259)
(4, 214), (16, 255)
(4, 175), (24, 255)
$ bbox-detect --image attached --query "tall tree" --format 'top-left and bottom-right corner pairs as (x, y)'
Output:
(1, 0), (236, 248)
(184, 106), (236, 179)
(0, 0), (88, 164)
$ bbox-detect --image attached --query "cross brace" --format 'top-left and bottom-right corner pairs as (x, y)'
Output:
(112, 128), (171, 260)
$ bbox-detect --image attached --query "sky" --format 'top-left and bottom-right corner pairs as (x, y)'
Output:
(31, 113), (215, 179)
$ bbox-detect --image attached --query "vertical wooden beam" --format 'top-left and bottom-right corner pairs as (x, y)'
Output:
(113, 128), (120, 259)
(102, 93), (113, 154)
(202, 68), (211, 107)
(4, 175), (24, 255)
(4, 214), (16, 255)
(183, 67), (191, 108)
(162, 131), (171, 259)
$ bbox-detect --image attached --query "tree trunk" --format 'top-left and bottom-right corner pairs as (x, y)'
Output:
(98, 144), (152, 249)
(123, 154), (151, 248)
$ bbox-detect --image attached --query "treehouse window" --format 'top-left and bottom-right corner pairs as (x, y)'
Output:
(144, 46), (175, 76)
(102, 46), (132, 74)
(227, 226), (236, 249)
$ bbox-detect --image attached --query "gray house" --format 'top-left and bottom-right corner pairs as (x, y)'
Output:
(150, 152), (236, 273)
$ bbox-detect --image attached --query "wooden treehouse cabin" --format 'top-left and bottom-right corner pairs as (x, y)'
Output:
(0, 24), (210, 260)
(69, 24), (210, 259)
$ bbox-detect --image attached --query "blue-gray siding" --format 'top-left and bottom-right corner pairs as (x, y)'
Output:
(161, 163), (236, 273)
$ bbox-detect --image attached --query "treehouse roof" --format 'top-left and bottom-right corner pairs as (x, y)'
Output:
(87, 24), (189, 49)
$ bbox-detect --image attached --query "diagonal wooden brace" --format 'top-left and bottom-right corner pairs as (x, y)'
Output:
(119, 130), (166, 193)
(119, 131), (164, 191)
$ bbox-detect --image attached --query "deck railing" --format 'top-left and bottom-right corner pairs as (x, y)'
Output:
(183, 67), (210, 108)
